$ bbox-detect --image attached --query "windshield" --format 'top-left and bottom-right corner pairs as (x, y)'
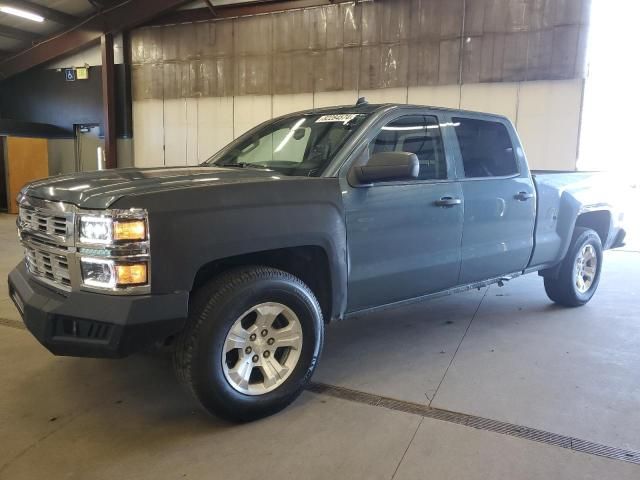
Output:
(204, 113), (368, 176)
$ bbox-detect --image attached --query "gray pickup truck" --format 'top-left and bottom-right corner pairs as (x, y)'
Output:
(8, 102), (626, 421)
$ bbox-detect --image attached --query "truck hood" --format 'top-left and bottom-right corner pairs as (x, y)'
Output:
(22, 166), (282, 209)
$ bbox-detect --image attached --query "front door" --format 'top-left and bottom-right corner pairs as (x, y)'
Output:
(341, 113), (464, 312)
(450, 115), (536, 284)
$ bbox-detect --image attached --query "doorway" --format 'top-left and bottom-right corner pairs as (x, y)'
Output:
(579, 0), (639, 174)
(579, 0), (639, 247)
(74, 124), (105, 172)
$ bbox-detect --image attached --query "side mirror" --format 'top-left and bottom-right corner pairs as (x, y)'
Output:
(352, 151), (419, 184)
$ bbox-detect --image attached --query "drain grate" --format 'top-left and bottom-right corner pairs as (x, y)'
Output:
(1, 319), (636, 466)
(307, 382), (640, 466)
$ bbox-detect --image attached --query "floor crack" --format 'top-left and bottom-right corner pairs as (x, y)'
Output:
(428, 286), (490, 407)
(390, 417), (423, 480)
(0, 411), (82, 474)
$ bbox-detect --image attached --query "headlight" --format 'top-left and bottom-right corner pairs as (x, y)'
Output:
(80, 258), (116, 288)
(79, 216), (113, 244)
(77, 209), (150, 292)
(78, 211), (148, 245)
(81, 258), (148, 289)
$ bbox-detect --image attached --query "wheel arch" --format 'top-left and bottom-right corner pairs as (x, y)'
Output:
(192, 246), (338, 323)
(540, 208), (611, 280)
(574, 210), (611, 247)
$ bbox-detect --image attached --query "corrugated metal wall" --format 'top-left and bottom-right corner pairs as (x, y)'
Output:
(131, 0), (588, 98)
(130, 0), (590, 169)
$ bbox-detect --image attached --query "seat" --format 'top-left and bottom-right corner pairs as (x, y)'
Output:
(401, 136), (443, 179)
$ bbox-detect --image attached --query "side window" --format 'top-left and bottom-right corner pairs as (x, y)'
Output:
(369, 115), (447, 180)
(452, 117), (518, 178)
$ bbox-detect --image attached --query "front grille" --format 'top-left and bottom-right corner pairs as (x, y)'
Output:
(24, 245), (71, 289)
(17, 196), (150, 295)
(18, 197), (76, 292)
(19, 208), (69, 238)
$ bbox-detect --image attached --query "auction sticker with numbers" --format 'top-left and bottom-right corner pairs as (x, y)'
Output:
(316, 114), (360, 123)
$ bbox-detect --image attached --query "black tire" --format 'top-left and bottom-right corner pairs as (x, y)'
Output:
(174, 266), (323, 422)
(544, 227), (603, 307)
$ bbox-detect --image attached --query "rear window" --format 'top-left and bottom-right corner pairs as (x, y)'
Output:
(453, 118), (518, 178)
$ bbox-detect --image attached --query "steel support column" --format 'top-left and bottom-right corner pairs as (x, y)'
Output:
(101, 33), (116, 169)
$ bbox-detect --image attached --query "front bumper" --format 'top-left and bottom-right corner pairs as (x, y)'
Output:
(8, 262), (188, 358)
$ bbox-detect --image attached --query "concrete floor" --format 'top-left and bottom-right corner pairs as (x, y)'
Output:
(0, 212), (639, 479)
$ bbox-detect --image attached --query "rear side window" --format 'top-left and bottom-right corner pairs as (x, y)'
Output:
(452, 118), (518, 178)
(369, 115), (447, 180)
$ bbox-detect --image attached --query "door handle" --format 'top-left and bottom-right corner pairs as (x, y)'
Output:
(514, 191), (534, 201)
(435, 196), (462, 207)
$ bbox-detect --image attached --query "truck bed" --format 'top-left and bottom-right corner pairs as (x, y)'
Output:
(529, 170), (626, 269)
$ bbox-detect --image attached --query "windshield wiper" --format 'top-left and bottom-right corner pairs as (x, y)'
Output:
(221, 162), (270, 170)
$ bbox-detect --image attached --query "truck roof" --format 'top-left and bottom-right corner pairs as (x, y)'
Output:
(293, 102), (509, 121)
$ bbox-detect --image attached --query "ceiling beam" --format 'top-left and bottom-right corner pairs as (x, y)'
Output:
(203, 0), (217, 18)
(0, 0), (79, 26)
(147, 0), (350, 25)
(88, 0), (190, 34)
(0, 0), (191, 79)
(0, 24), (40, 42)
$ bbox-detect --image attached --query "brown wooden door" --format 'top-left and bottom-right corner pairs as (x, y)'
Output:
(6, 137), (49, 214)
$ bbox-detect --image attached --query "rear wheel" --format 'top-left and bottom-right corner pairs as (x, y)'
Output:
(174, 266), (323, 422)
(544, 227), (603, 307)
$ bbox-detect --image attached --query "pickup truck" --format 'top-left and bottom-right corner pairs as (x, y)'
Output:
(8, 102), (626, 422)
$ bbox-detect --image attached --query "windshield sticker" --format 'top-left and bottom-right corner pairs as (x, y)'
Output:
(316, 114), (360, 124)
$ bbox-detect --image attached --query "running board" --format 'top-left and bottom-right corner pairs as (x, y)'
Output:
(343, 271), (525, 320)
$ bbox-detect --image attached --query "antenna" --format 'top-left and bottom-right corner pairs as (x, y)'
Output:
(356, 96), (368, 106)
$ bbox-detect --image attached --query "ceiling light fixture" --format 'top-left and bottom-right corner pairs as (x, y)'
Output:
(0, 6), (44, 22)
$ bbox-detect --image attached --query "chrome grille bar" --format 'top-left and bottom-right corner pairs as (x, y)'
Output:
(24, 245), (72, 291)
(17, 196), (76, 292)
(20, 209), (67, 236)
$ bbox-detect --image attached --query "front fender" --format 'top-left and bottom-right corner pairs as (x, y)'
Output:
(112, 178), (348, 319)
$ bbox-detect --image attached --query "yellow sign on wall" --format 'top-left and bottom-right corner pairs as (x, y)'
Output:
(76, 67), (89, 80)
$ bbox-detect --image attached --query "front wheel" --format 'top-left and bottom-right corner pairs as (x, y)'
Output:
(544, 227), (603, 307)
(174, 266), (324, 422)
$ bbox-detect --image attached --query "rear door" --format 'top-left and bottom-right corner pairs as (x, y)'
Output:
(340, 112), (464, 312)
(449, 114), (536, 283)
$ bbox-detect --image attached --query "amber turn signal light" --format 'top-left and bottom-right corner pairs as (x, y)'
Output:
(113, 220), (146, 241)
(115, 263), (148, 285)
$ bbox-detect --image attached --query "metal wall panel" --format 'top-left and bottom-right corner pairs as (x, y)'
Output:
(407, 84), (461, 109)
(313, 90), (359, 108)
(185, 98), (199, 166)
(132, 98), (164, 167)
(130, 0), (590, 100)
(359, 87), (407, 104)
(462, 0), (589, 83)
(196, 96), (234, 162)
(163, 98), (188, 166)
(233, 95), (272, 137)
(460, 82), (519, 122)
(129, 0), (590, 170)
(272, 93), (314, 118)
(516, 79), (584, 170)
